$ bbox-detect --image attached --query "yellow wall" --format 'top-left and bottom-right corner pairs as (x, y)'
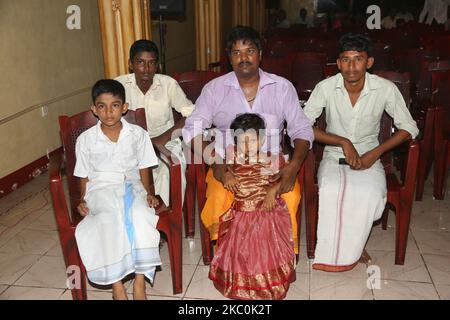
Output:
(0, 0), (104, 178)
(151, 0), (197, 75)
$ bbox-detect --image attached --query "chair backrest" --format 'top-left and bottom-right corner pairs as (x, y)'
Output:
(432, 70), (450, 138)
(58, 109), (147, 220)
(418, 59), (450, 98)
(260, 53), (296, 82)
(370, 42), (392, 71)
(172, 71), (221, 104)
(393, 48), (434, 85)
(374, 71), (411, 106)
(291, 52), (326, 99)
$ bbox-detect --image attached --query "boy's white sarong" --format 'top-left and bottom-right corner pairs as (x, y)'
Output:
(313, 159), (387, 268)
(75, 172), (161, 285)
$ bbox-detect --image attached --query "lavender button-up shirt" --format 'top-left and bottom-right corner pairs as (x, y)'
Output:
(182, 69), (314, 158)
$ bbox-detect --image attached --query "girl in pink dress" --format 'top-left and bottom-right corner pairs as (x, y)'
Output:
(208, 113), (296, 300)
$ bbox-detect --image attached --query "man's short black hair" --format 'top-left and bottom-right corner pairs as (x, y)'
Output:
(226, 26), (262, 54)
(91, 79), (126, 104)
(129, 39), (159, 61)
(338, 33), (373, 57)
(230, 113), (266, 143)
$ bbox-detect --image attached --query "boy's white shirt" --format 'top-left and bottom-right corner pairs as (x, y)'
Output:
(74, 118), (158, 182)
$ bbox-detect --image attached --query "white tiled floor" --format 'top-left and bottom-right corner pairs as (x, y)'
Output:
(0, 172), (449, 300)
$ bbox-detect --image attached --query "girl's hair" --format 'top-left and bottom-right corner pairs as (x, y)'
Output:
(230, 113), (266, 143)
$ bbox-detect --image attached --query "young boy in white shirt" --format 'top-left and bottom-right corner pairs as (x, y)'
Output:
(74, 79), (161, 300)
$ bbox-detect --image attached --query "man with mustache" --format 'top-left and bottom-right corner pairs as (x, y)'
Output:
(182, 26), (313, 254)
(116, 40), (195, 207)
(303, 33), (418, 272)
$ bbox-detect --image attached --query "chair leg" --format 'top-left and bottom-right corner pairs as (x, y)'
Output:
(433, 143), (449, 200)
(199, 221), (213, 265)
(305, 197), (318, 259)
(381, 208), (389, 230)
(166, 224), (183, 294)
(66, 249), (88, 300)
(395, 203), (411, 265)
(415, 146), (427, 201)
(183, 164), (196, 238)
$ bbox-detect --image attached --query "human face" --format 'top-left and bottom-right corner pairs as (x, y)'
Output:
(129, 51), (158, 82)
(91, 93), (128, 129)
(236, 130), (262, 158)
(337, 51), (374, 84)
(229, 40), (261, 78)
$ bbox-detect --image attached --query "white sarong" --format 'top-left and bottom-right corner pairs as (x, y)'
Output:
(75, 172), (161, 285)
(313, 158), (387, 270)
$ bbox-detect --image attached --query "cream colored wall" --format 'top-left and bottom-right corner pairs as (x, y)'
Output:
(0, 0), (104, 178)
(151, 0), (196, 75)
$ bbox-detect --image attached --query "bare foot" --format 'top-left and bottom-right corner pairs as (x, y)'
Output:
(358, 249), (372, 265)
(133, 276), (147, 300)
(112, 282), (128, 300)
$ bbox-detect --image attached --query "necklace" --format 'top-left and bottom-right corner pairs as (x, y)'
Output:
(247, 96), (256, 102)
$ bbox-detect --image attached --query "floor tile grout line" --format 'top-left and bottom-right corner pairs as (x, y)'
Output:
(181, 256), (203, 300)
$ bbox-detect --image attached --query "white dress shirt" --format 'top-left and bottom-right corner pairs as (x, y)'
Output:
(419, 0), (450, 25)
(115, 73), (195, 138)
(304, 72), (419, 160)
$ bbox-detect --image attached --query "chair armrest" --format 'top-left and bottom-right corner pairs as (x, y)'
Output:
(48, 153), (74, 232)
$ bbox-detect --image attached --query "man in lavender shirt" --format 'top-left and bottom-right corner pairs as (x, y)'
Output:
(182, 26), (313, 252)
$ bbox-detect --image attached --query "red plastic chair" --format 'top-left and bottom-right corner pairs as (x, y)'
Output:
(49, 108), (183, 299)
(260, 53), (296, 82)
(172, 71), (221, 238)
(373, 71), (434, 202)
(303, 111), (420, 265)
(432, 70), (450, 199)
(291, 52), (327, 101)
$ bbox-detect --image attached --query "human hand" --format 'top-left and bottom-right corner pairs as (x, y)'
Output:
(147, 195), (160, 208)
(262, 186), (278, 211)
(358, 149), (380, 170)
(341, 139), (362, 169)
(270, 162), (299, 194)
(77, 201), (89, 217)
(223, 167), (240, 193)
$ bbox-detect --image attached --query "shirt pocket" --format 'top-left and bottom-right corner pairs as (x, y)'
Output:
(146, 100), (171, 127)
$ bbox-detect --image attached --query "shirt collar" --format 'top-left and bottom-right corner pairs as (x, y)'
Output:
(224, 68), (277, 89)
(126, 73), (161, 93)
(335, 72), (382, 95)
(95, 118), (133, 142)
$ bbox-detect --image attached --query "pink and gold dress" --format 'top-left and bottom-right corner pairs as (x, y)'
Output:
(208, 154), (296, 300)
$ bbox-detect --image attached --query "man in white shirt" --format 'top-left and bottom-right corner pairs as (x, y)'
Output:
(304, 33), (418, 272)
(116, 40), (195, 207)
(276, 9), (291, 28)
(419, 0), (450, 25)
(294, 8), (314, 28)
